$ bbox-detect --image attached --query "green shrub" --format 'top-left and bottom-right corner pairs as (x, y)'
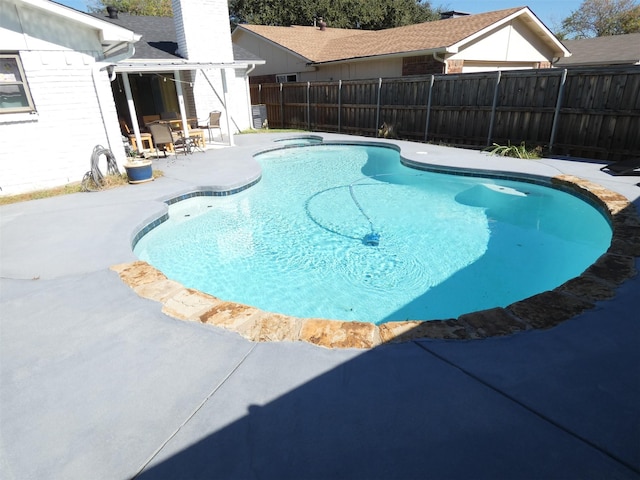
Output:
(485, 141), (541, 159)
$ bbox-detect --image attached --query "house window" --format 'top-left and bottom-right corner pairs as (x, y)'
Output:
(276, 74), (297, 83)
(0, 54), (36, 114)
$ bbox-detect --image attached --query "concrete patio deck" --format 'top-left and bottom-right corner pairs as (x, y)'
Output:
(1, 133), (638, 479)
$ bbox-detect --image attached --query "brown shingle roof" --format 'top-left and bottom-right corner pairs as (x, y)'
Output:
(239, 7), (526, 63)
(557, 33), (640, 66)
(238, 24), (373, 61)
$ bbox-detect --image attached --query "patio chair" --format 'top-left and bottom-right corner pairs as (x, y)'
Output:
(198, 111), (222, 142)
(120, 119), (154, 153)
(600, 158), (640, 176)
(147, 122), (193, 157)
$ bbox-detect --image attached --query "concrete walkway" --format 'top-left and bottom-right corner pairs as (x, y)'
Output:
(1, 133), (638, 479)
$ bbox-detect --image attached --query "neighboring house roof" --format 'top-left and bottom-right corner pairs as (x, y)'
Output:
(92, 12), (263, 64)
(556, 33), (640, 67)
(234, 6), (569, 65)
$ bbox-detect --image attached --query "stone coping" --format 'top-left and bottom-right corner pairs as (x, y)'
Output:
(111, 174), (639, 349)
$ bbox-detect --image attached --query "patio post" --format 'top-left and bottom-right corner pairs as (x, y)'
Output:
(221, 68), (234, 146)
(121, 72), (142, 152)
(173, 70), (191, 141)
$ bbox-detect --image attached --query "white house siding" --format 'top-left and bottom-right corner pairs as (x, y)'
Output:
(461, 62), (537, 73)
(451, 18), (553, 65)
(233, 30), (311, 79)
(0, 2), (125, 195)
(299, 57), (403, 82)
(229, 67), (252, 130)
(190, 67), (250, 134)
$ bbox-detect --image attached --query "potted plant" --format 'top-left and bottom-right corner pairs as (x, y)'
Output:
(123, 149), (153, 184)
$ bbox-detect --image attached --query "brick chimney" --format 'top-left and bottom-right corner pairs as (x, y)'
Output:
(172, 0), (233, 62)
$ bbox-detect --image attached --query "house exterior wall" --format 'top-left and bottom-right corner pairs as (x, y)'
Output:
(402, 55), (445, 76)
(450, 17), (555, 73)
(299, 57), (403, 82)
(188, 67), (252, 134)
(233, 30), (312, 80)
(235, 25), (404, 82)
(172, 0), (233, 62)
(1, 1), (125, 195)
(236, 14), (560, 83)
(173, 0), (250, 133)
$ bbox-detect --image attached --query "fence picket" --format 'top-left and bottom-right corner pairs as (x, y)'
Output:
(250, 66), (640, 161)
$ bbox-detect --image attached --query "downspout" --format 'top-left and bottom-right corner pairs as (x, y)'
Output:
(432, 51), (446, 73)
(91, 43), (135, 156)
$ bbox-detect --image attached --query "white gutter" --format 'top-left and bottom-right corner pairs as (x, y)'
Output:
(114, 62), (248, 73)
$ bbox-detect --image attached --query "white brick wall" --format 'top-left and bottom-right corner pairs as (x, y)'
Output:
(0, 51), (126, 195)
(172, 0), (234, 63)
(189, 67), (253, 135)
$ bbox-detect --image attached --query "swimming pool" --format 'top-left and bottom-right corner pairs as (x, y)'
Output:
(133, 143), (612, 325)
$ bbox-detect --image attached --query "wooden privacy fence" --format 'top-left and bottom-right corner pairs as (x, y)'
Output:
(250, 66), (640, 161)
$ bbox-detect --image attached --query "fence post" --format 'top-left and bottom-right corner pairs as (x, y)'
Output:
(338, 80), (342, 133)
(549, 69), (568, 154)
(279, 83), (284, 129)
(487, 70), (501, 146)
(375, 77), (382, 137)
(307, 81), (311, 131)
(424, 75), (435, 142)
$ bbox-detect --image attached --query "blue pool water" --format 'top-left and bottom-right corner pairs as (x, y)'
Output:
(134, 144), (612, 324)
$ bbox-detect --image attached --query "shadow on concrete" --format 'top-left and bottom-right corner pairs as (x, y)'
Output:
(136, 196), (640, 480)
(136, 321), (639, 479)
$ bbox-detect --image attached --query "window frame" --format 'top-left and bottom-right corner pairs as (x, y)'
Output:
(275, 73), (298, 83)
(0, 53), (36, 114)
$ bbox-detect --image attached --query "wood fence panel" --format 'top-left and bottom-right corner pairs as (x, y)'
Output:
(251, 66), (640, 161)
(281, 83), (307, 129)
(378, 77), (430, 139)
(340, 80), (378, 135)
(554, 68), (640, 160)
(491, 70), (560, 149)
(252, 84), (282, 128)
(427, 73), (496, 145)
(309, 82), (339, 132)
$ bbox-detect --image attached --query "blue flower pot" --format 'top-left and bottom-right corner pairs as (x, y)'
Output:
(124, 160), (153, 184)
